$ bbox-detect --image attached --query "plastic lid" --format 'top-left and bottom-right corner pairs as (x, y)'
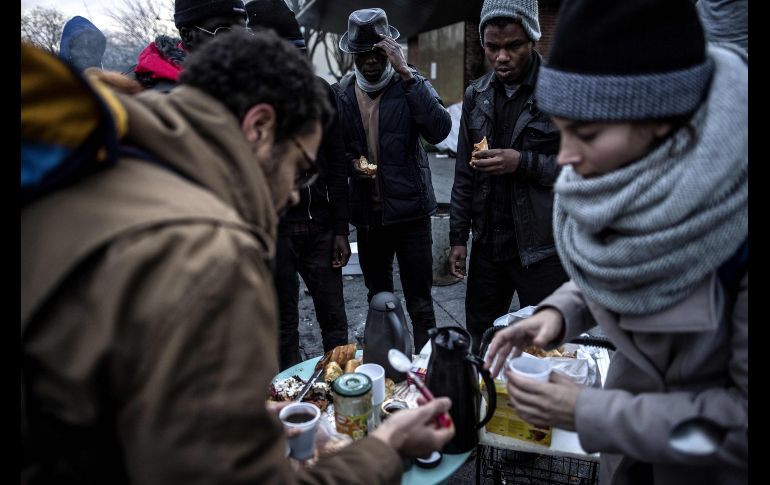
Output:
(369, 291), (401, 311)
(332, 372), (372, 397)
(434, 327), (470, 350)
(415, 451), (442, 469)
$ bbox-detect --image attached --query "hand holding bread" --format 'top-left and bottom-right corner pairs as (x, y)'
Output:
(470, 136), (489, 167)
(353, 156), (378, 177)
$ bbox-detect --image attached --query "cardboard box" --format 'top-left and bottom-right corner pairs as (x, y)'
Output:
(481, 379), (552, 446)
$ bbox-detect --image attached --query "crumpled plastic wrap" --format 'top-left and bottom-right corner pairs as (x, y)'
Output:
(508, 344), (602, 387)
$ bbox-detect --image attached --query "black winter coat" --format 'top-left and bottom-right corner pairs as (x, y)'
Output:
(449, 52), (561, 266)
(333, 68), (451, 227)
(279, 79), (350, 235)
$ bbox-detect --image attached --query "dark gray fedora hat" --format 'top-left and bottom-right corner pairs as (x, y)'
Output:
(338, 8), (400, 54)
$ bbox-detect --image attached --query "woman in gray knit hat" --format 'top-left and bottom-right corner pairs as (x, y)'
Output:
(484, 0), (747, 483)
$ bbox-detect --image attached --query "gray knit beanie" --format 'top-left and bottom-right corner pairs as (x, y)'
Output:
(479, 0), (541, 44)
(536, 0), (713, 121)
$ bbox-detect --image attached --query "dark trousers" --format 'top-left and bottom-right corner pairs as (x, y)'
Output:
(274, 223), (348, 370)
(466, 241), (568, 354)
(355, 216), (436, 351)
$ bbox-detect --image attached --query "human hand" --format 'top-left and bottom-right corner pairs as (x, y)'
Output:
(371, 397), (455, 457)
(504, 370), (580, 431)
(375, 34), (412, 80)
(331, 235), (351, 268)
(483, 308), (564, 378)
(351, 158), (376, 179)
(267, 401), (301, 438)
(448, 245), (467, 279)
(471, 148), (521, 174)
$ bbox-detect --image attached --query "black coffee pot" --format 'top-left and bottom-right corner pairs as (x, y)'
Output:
(363, 292), (413, 381)
(424, 326), (496, 453)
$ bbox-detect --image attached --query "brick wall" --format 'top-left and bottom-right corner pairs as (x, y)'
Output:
(464, 21), (487, 90)
(537, 4), (561, 61)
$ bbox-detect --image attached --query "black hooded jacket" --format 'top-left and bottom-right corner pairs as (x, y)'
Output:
(279, 79), (350, 235)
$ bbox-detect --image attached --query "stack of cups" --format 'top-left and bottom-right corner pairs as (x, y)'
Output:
(507, 355), (552, 383)
(357, 363), (386, 427)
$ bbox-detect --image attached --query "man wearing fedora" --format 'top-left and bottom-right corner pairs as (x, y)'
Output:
(449, 0), (568, 354)
(333, 8), (451, 352)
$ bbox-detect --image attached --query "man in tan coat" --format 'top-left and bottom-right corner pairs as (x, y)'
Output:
(21, 30), (452, 484)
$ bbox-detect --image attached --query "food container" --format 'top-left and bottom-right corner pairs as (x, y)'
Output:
(332, 373), (373, 440)
(481, 378), (552, 446)
(380, 399), (409, 421)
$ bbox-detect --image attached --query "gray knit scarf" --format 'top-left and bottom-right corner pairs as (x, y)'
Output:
(553, 46), (748, 315)
(355, 63), (394, 92)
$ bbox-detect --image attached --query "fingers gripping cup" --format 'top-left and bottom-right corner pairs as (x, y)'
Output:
(279, 402), (321, 460)
(508, 355), (552, 383)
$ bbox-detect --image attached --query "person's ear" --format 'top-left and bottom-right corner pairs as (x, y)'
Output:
(241, 103), (277, 150)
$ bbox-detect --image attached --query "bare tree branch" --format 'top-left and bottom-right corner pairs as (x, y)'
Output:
(324, 32), (353, 81)
(21, 6), (67, 54)
(107, 0), (176, 48)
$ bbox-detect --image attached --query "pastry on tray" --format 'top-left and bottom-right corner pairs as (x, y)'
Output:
(330, 343), (357, 368)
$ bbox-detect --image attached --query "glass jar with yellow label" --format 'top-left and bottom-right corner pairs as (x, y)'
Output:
(332, 372), (373, 441)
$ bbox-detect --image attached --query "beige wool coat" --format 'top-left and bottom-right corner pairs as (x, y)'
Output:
(540, 273), (748, 485)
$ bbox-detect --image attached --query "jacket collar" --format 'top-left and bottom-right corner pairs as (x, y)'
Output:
(118, 86), (277, 241)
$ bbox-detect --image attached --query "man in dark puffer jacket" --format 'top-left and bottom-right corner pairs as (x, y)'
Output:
(333, 8), (451, 352)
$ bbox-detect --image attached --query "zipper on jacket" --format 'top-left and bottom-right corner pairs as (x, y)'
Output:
(307, 187), (313, 220)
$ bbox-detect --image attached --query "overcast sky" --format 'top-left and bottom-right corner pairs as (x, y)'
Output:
(20, 0), (173, 31)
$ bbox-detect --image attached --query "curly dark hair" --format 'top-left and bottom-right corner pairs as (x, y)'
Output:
(180, 28), (331, 142)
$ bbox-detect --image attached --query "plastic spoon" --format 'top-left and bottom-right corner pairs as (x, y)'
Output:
(388, 349), (453, 428)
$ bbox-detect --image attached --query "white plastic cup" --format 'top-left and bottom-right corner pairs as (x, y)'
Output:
(357, 363), (386, 405)
(279, 402), (321, 460)
(508, 356), (552, 383)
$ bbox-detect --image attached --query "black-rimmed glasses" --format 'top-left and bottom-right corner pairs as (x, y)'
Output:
(290, 136), (319, 189)
(194, 25), (254, 37)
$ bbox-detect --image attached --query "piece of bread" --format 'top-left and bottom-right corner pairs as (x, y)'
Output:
(384, 378), (395, 400)
(470, 136), (489, 166)
(356, 156), (378, 176)
(329, 343), (357, 368)
(522, 345), (573, 358)
(344, 359), (360, 373)
(338, 344), (357, 367)
(324, 361), (344, 383)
